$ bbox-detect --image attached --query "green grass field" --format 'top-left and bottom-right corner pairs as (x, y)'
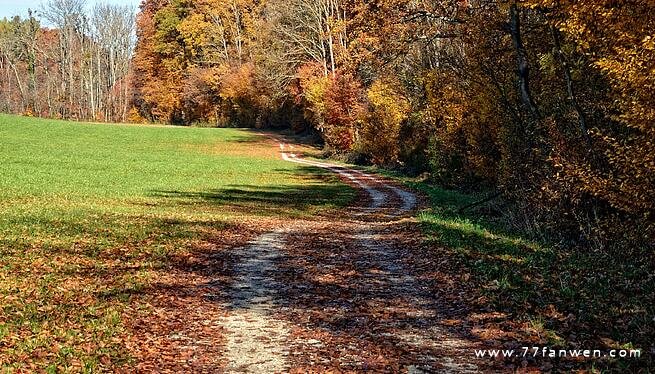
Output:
(0, 114), (353, 371)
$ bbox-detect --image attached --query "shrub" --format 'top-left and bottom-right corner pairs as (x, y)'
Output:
(357, 79), (410, 165)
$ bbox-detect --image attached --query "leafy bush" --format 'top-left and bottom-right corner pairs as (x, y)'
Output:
(357, 80), (410, 165)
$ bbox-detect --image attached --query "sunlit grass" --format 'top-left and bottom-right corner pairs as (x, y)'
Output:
(0, 114), (355, 370)
(419, 212), (544, 252)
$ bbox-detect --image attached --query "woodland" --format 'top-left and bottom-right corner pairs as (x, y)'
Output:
(3, 0), (652, 259)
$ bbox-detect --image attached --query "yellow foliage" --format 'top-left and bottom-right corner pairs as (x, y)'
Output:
(358, 79), (409, 164)
(177, 13), (211, 57)
(127, 107), (146, 123)
(303, 76), (330, 129)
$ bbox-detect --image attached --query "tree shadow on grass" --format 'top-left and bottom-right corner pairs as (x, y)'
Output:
(142, 179), (493, 371)
(223, 133), (266, 144)
(92, 168), (652, 371)
(150, 184), (351, 218)
(148, 167), (356, 219)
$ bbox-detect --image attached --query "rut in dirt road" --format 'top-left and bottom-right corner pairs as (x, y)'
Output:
(218, 140), (480, 373)
(220, 230), (291, 373)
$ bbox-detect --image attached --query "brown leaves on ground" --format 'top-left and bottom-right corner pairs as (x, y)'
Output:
(123, 222), (270, 372)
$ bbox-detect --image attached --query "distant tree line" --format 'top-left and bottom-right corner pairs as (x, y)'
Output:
(0, 0), (135, 122)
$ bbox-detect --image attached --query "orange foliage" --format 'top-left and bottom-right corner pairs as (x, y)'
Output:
(297, 64), (365, 150)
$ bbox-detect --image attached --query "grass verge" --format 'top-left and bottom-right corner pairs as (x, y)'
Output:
(403, 180), (653, 371)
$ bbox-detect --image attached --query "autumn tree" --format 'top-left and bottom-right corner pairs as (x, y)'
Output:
(0, 1), (135, 121)
(129, 0), (653, 250)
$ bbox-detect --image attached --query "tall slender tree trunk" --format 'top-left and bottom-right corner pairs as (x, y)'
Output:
(549, 25), (591, 145)
(509, 3), (539, 120)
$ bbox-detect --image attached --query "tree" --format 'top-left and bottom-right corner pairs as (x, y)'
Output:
(0, 1), (136, 121)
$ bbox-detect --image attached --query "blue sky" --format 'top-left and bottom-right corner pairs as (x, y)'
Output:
(0, 0), (142, 20)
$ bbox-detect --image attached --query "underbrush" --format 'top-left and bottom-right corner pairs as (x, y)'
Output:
(410, 182), (654, 371)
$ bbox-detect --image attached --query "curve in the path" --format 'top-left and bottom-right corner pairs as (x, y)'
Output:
(279, 146), (409, 213)
(278, 141), (478, 373)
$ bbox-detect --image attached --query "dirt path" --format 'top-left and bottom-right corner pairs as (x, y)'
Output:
(218, 139), (482, 372)
(221, 230), (291, 373)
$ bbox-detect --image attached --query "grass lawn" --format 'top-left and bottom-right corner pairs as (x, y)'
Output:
(0, 114), (354, 371)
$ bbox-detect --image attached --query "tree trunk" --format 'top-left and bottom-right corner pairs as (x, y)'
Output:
(509, 4), (539, 120)
(550, 25), (591, 145)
